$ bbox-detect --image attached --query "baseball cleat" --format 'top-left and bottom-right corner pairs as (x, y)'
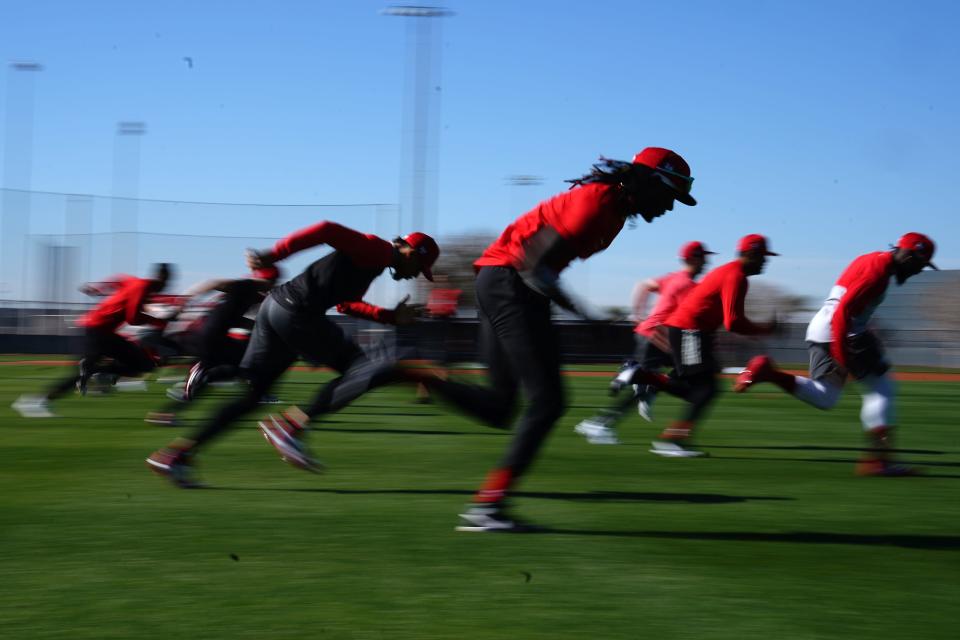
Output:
(733, 355), (775, 393)
(649, 440), (708, 458)
(146, 447), (203, 488)
(455, 505), (542, 533)
(574, 418), (620, 445)
(258, 411), (324, 473)
(165, 386), (188, 403)
(144, 411), (178, 426)
(11, 395), (56, 418)
(855, 459), (921, 477)
(636, 387), (656, 422)
(183, 362), (208, 401)
(609, 360), (641, 395)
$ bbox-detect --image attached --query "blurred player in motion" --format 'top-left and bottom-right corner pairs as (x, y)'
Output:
(615, 234), (777, 457)
(574, 240), (716, 444)
(146, 222), (438, 487)
(12, 263), (175, 417)
(143, 266), (281, 425)
(415, 148), (698, 531)
(733, 232), (938, 476)
(414, 274), (463, 402)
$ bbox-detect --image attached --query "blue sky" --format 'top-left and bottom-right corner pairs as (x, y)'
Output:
(2, 0), (958, 307)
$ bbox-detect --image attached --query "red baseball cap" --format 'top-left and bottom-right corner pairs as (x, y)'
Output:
(251, 266), (281, 282)
(632, 147), (697, 206)
(737, 234), (779, 256)
(403, 232), (440, 281)
(679, 241), (717, 261)
(896, 232), (938, 270)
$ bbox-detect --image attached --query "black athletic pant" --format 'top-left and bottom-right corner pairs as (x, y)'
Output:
(423, 266), (565, 477)
(47, 327), (156, 400)
(154, 334), (249, 414)
(187, 295), (393, 448)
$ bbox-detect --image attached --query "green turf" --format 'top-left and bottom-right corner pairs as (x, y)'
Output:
(1, 363), (958, 639)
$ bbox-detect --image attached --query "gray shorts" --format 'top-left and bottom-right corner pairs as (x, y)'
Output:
(808, 334), (889, 384)
(807, 342), (846, 386)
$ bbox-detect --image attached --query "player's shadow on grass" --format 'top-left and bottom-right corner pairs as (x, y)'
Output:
(538, 529), (960, 551)
(705, 444), (947, 455)
(208, 486), (789, 504)
(711, 454), (960, 476)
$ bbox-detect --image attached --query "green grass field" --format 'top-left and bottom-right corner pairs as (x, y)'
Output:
(1, 361), (958, 639)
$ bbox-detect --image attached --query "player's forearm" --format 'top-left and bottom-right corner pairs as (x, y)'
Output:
(336, 301), (397, 325)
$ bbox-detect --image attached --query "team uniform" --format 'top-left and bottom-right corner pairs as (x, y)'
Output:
(432, 148), (699, 531)
(617, 235), (775, 457)
(575, 241), (714, 444)
(147, 222), (438, 485)
(13, 274), (167, 417)
(735, 233), (938, 475)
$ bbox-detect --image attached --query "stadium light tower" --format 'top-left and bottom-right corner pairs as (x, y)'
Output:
(382, 5), (452, 236)
(1, 60), (43, 299)
(111, 121), (146, 273)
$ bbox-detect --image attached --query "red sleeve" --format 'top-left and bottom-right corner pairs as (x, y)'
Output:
(272, 221), (393, 268)
(830, 276), (888, 367)
(722, 272), (763, 335)
(83, 274), (131, 297)
(336, 301), (397, 325)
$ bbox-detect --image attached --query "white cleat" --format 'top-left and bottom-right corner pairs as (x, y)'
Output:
(649, 440), (707, 458)
(637, 392), (656, 423)
(574, 419), (620, 445)
(258, 415), (324, 473)
(11, 395), (57, 418)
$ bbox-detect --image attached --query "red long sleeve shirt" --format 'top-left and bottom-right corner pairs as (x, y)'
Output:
(665, 261), (764, 335)
(474, 183), (629, 272)
(77, 276), (164, 332)
(272, 221), (393, 268)
(270, 221), (398, 323)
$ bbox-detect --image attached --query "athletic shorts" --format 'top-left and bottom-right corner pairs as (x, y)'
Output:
(667, 326), (716, 377)
(808, 332), (889, 384)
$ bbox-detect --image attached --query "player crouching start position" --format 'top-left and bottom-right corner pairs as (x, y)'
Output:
(734, 232), (938, 476)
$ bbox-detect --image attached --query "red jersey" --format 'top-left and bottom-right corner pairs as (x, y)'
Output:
(474, 183), (628, 272)
(665, 261), (764, 335)
(805, 251), (895, 367)
(77, 276), (163, 332)
(635, 270), (696, 337)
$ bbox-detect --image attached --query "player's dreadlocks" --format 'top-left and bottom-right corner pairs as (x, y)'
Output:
(566, 156), (654, 190)
(566, 157), (656, 223)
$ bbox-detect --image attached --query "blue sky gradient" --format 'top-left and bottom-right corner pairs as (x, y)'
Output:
(2, 0), (958, 306)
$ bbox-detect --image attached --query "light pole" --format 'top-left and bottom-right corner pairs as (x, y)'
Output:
(1, 60), (43, 299)
(382, 6), (452, 236)
(111, 121), (146, 273)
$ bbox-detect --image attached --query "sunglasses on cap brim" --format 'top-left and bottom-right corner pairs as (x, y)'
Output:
(653, 166), (694, 193)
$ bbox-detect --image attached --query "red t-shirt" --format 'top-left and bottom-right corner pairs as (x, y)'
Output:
(636, 270), (696, 337)
(665, 261), (764, 335)
(77, 276), (163, 332)
(474, 183), (628, 272)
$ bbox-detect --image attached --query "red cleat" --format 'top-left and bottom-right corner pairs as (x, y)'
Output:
(856, 459), (921, 477)
(733, 355), (775, 393)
